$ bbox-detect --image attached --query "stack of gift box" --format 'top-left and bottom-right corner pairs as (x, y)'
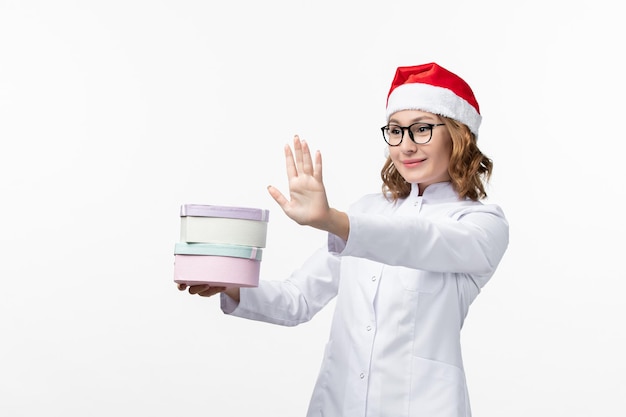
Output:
(173, 204), (269, 288)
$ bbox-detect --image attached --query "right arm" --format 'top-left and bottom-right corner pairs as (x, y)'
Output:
(222, 245), (340, 326)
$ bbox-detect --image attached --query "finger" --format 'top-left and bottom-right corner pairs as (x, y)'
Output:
(197, 286), (226, 297)
(188, 284), (211, 294)
(177, 283), (188, 291)
(293, 135), (304, 173)
(284, 143), (297, 179)
(314, 150), (323, 182)
(301, 139), (313, 175)
(267, 185), (289, 209)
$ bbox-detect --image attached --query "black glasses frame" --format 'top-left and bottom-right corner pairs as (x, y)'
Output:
(381, 122), (445, 146)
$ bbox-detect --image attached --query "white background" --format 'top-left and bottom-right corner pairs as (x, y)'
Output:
(1, 1), (624, 416)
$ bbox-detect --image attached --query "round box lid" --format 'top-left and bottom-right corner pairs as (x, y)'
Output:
(180, 204), (269, 222)
(174, 242), (263, 260)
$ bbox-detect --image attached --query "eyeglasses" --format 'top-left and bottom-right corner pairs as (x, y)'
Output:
(381, 122), (445, 146)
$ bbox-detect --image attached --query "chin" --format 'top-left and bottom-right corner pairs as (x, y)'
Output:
(399, 173), (424, 184)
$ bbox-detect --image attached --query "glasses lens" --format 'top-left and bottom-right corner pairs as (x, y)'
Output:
(410, 123), (432, 144)
(384, 125), (402, 145)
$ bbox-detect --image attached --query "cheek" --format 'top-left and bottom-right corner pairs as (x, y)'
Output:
(388, 150), (404, 171)
(439, 138), (453, 165)
(388, 147), (401, 162)
(437, 151), (452, 173)
(441, 147), (452, 165)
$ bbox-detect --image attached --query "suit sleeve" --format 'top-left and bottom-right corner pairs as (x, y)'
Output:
(339, 204), (509, 275)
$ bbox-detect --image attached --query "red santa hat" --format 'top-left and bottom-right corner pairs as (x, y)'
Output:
(386, 62), (482, 136)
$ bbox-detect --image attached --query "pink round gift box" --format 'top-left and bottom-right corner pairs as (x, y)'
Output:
(173, 242), (263, 288)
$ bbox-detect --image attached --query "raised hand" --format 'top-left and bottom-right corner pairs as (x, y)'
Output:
(268, 135), (350, 240)
(267, 135), (331, 229)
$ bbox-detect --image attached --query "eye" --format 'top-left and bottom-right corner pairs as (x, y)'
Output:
(411, 123), (431, 135)
(388, 125), (402, 135)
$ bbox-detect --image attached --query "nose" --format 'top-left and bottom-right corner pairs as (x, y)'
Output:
(399, 129), (417, 152)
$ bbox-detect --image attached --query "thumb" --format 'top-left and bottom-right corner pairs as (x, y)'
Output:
(267, 185), (289, 209)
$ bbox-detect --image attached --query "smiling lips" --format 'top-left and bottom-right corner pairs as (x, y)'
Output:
(402, 158), (426, 168)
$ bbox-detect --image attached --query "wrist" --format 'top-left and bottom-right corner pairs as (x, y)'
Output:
(224, 287), (240, 302)
(326, 208), (350, 241)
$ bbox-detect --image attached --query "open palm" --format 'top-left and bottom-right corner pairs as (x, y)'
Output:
(268, 136), (331, 229)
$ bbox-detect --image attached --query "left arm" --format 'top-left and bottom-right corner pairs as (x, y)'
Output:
(341, 205), (509, 274)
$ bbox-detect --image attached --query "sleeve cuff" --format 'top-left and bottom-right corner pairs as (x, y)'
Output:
(220, 292), (240, 314)
(327, 231), (346, 254)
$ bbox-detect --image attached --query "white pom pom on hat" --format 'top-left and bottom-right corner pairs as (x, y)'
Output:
(386, 62), (482, 136)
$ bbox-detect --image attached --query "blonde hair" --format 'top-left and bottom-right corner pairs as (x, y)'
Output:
(380, 116), (492, 201)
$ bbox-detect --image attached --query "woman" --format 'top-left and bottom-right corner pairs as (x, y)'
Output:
(179, 62), (509, 417)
